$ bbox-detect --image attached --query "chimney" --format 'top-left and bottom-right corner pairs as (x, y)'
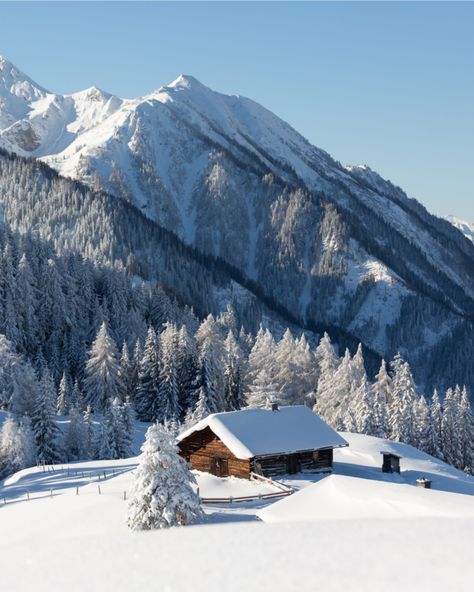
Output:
(272, 402), (279, 412)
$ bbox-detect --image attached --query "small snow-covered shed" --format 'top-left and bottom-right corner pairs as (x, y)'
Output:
(177, 405), (348, 479)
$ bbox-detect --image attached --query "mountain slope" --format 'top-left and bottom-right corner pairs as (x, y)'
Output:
(446, 215), (474, 243)
(1, 57), (474, 392)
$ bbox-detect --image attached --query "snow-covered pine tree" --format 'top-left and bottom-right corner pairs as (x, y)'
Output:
(371, 359), (391, 438)
(157, 323), (181, 423)
(388, 355), (417, 445)
(413, 395), (432, 453)
(135, 326), (162, 422)
(313, 333), (340, 422)
(189, 386), (211, 423)
(56, 371), (72, 415)
(176, 325), (198, 415)
(441, 387), (463, 469)
(127, 422), (202, 530)
(246, 367), (280, 409)
(65, 407), (88, 461)
(194, 315), (224, 412)
(429, 389), (444, 460)
(348, 374), (376, 435)
(223, 331), (244, 411)
(458, 387), (474, 474)
(119, 342), (133, 402)
(118, 397), (135, 458)
(315, 349), (354, 428)
(0, 415), (36, 478)
(32, 368), (63, 464)
(83, 322), (123, 413)
(83, 405), (95, 459)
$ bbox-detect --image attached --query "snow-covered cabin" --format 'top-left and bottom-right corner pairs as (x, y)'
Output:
(177, 406), (348, 479)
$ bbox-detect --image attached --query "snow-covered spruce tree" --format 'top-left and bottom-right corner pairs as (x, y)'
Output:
(95, 398), (129, 460)
(189, 386), (211, 424)
(0, 416), (36, 478)
(117, 397), (134, 458)
(65, 407), (88, 461)
(348, 374), (376, 436)
(83, 322), (123, 413)
(246, 367), (280, 409)
(119, 343), (133, 402)
(223, 331), (244, 411)
(194, 315), (225, 413)
(429, 389), (444, 460)
(313, 333), (341, 422)
(458, 387), (474, 474)
(127, 422), (202, 530)
(247, 325), (277, 398)
(156, 323), (181, 423)
(176, 325), (198, 415)
(441, 388), (463, 469)
(388, 355), (417, 445)
(316, 349), (354, 427)
(56, 372), (72, 415)
(135, 326), (162, 422)
(32, 369), (63, 464)
(83, 405), (96, 459)
(413, 395), (432, 454)
(371, 359), (392, 438)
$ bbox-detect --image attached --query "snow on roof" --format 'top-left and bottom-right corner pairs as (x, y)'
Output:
(257, 474), (474, 523)
(177, 406), (348, 460)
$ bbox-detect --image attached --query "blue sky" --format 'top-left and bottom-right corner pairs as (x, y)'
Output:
(1, 1), (473, 219)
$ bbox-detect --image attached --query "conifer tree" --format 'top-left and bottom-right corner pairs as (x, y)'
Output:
(458, 387), (474, 474)
(429, 389), (444, 460)
(370, 360), (391, 437)
(83, 322), (123, 412)
(223, 331), (244, 411)
(83, 405), (95, 459)
(157, 323), (181, 422)
(135, 326), (162, 422)
(65, 407), (87, 461)
(442, 388), (463, 469)
(32, 369), (63, 464)
(56, 371), (72, 415)
(127, 423), (202, 530)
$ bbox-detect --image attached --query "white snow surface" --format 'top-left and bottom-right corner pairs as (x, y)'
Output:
(1, 427), (474, 591)
(177, 405), (348, 459)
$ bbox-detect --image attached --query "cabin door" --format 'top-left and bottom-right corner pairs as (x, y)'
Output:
(286, 454), (300, 475)
(210, 456), (229, 477)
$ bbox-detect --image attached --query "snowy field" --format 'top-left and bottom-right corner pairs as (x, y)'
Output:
(1, 429), (474, 591)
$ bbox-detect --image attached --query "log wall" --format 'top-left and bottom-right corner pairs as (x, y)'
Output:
(179, 427), (251, 479)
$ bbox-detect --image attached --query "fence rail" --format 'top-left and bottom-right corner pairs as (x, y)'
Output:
(200, 474), (294, 504)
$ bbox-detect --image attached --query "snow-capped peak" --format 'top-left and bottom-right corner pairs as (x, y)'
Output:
(167, 74), (202, 90)
(446, 215), (474, 243)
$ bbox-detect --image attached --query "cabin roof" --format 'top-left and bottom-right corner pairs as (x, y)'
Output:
(177, 406), (349, 460)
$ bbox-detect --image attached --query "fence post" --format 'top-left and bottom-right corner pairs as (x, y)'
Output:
(123, 491), (127, 501)
(50, 489), (53, 498)
(27, 491), (30, 501)
(98, 485), (101, 495)
(76, 487), (79, 496)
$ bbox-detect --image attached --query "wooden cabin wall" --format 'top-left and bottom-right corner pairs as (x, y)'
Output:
(252, 448), (333, 477)
(179, 427), (251, 479)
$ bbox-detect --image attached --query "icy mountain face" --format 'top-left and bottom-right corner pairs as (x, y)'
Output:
(1, 58), (474, 390)
(446, 215), (474, 243)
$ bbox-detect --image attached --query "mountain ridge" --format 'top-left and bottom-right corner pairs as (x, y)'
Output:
(1, 57), (474, 393)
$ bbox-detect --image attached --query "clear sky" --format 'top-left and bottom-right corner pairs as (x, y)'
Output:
(1, 1), (473, 220)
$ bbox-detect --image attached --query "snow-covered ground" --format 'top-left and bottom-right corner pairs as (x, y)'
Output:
(1, 429), (474, 591)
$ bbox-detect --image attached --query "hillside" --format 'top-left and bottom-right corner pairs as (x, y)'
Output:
(1, 56), (473, 393)
(1, 428), (474, 592)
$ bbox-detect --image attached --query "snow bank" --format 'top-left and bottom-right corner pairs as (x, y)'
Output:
(258, 474), (474, 523)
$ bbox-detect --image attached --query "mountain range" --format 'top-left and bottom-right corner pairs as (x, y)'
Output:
(1, 55), (473, 393)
